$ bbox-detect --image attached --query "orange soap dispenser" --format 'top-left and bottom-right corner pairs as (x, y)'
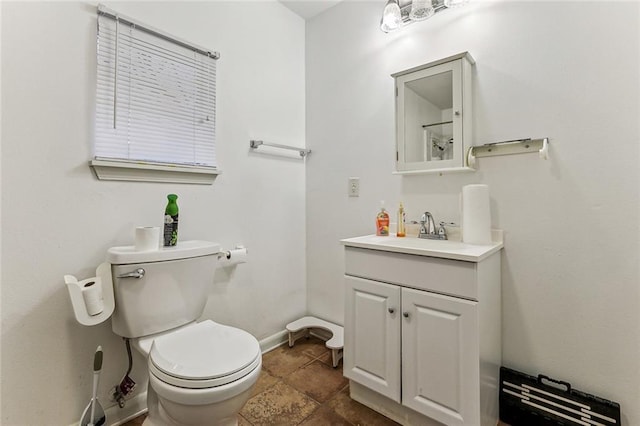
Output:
(376, 201), (390, 236)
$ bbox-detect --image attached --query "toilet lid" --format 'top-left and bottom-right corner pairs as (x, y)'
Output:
(149, 320), (260, 387)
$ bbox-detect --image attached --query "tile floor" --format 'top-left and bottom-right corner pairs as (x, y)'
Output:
(122, 336), (400, 425)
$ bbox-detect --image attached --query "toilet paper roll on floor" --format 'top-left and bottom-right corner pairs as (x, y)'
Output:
(135, 226), (160, 252)
(462, 184), (492, 245)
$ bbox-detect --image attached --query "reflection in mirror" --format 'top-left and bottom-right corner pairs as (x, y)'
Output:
(403, 70), (453, 164)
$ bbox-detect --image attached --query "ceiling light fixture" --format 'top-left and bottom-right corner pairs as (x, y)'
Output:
(409, 0), (434, 21)
(380, 0), (470, 33)
(444, 0), (470, 7)
(380, 0), (402, 33)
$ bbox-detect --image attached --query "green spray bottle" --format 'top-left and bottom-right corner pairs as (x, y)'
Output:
(163, 194), (179, 246)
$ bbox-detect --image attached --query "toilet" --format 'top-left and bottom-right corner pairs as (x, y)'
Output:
(107, 240), (261, 426)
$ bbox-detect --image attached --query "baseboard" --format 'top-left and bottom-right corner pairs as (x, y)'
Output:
(309, 328), (332, 341)
(71, 330), (289, 426)
(259, 329), (289, 353)
(107, 392), (148, 425)
(67, 392), (148, 426)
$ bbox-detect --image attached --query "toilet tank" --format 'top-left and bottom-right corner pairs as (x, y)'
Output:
(107, 240), (220, 338)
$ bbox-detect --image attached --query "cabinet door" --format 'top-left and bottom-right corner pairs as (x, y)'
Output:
(344, 276), (401, 402)
(396, 59), (463, 173)
(402, 288), (479, 426)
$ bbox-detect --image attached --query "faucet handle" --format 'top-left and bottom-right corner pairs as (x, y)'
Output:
(438, 222), (458, 240)
(440, 221), (458, 227)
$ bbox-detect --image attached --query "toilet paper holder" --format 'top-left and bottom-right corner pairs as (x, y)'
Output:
(217, 245), (248, 266)
(64, 263), (115, 326)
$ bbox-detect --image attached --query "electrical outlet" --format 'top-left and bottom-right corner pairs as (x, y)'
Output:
(348, 177), (360, 197)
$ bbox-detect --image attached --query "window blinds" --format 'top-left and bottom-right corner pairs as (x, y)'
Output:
(95, 10), (218, 168)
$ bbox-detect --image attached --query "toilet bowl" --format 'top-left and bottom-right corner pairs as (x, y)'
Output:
(136, 320), (262, 426)
(107, 241), (262, 426)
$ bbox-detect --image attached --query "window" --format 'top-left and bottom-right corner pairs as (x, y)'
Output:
(91, 5), (220, 184)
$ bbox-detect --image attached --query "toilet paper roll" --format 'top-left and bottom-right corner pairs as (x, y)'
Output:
(81, 278), (104, 316)
(135, 226), (160, 252)
(217, 247), (248, 267)
(461, 184), (492, 245)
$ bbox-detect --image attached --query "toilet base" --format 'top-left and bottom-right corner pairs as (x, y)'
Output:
(142, 373), (255, 426)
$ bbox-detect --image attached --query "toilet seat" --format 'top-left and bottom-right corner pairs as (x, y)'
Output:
(148, 320), (261, 389)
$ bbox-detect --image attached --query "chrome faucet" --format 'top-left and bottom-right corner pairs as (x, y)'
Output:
(419, 212), (448, 240)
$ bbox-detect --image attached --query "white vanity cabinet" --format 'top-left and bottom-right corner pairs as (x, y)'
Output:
(341, 236), (502, 426)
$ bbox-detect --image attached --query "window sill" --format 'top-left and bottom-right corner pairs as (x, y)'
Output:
(90, 159), (220, 185)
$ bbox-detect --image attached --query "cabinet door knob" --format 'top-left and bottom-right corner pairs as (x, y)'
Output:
(388, 307), (395, 314)
(403, 312), (410, 318)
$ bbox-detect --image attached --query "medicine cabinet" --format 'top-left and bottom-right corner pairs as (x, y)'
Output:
(393, 52), (475, 174)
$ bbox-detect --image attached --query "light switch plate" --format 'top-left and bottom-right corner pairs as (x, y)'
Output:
(348, 177), (360, 197)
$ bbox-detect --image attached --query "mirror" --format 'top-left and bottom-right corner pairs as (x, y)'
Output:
(393, 52), (474, 174)
(404, 70), (454, 163)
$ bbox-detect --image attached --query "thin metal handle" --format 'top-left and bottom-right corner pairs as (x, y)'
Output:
(249, 140), (312, 158)
(117, 268), (145, 279)
(440, 221), (458, 227)
(388, 308), (395, 314)
(403, 312), (410, 318)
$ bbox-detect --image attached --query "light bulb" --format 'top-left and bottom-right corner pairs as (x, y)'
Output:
(444, 0), (470, 7)
(380, 0), (402, 33)
(410, 0), (434, 21)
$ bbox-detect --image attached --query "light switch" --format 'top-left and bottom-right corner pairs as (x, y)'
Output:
(348, 177), (360, 197)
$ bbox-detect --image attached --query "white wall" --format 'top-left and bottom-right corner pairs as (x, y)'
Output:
(1, 2), (306, 424)
(306, 1), (640, 424)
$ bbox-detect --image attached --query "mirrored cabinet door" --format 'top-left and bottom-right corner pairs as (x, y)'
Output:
(393, 52), (474, 174)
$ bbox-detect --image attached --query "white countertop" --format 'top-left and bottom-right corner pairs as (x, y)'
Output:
(340, 232), (503, 262)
